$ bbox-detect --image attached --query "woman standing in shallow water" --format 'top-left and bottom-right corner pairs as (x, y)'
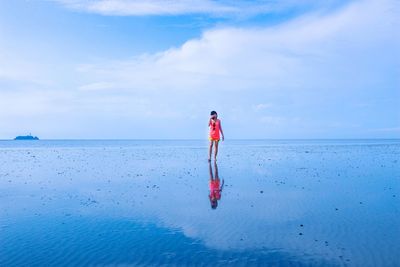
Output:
(208, 111), (224, 162)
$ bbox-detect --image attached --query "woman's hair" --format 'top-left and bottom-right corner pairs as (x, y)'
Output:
(210, 111), (217, 116)
(210, 199), (218, 209)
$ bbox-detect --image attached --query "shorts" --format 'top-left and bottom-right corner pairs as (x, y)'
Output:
(209, 137), (220, 141)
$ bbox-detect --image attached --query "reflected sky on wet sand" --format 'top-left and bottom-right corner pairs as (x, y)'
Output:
(1, 139), (399, 266)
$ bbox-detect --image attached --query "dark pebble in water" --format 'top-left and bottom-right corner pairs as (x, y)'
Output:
(260, 190), (263, 193)
(300, 224), (304, 227)
(335, 208), (339, 211)
(299, 233), (303, 235)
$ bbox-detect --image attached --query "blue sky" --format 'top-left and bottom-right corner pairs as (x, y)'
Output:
(0, 0), (399, 139)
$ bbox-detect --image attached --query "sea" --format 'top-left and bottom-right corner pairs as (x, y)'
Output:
(0, 139), (399, 266)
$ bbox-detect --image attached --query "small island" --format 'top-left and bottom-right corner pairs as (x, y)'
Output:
(14, 134), (39, 140)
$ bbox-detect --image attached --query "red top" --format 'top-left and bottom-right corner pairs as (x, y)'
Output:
(209, 119), (221, 139)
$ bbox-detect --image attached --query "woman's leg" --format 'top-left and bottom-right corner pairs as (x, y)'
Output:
(209, 161), (213, 179)
(214, 140), (219, 160)
(214, 161), (218, 178)
(208, 141), (214, 161)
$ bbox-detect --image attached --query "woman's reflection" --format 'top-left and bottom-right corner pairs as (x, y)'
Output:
(209, 161), (224, 209)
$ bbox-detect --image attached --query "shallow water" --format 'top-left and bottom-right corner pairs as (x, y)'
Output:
(0, 139), (399, 266)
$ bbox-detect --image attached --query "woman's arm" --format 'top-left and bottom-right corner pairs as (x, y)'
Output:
(219, 120), (224, 141)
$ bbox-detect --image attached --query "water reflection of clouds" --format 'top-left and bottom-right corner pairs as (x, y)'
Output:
(4, 147), (307, 252)
(3, 141), (398, 266)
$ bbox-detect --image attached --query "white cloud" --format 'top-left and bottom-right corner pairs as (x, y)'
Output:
(55, 0), (344, 17)
(78, 81), (117, 91)
(253, 103), (273, 111)
(57, 0), (236, 16)
(75, 0), (399, 94)
(369, 127), (400, 133)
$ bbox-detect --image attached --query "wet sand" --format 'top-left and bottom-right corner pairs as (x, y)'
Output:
(0, 139), (399, 266)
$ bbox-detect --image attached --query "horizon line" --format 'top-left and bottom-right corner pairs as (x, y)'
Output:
(1, 138), (399, 141)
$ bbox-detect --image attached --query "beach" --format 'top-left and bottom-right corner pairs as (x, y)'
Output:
(0, 139), (399, 266)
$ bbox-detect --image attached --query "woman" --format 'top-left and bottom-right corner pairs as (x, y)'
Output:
(208, 110), (224, 162)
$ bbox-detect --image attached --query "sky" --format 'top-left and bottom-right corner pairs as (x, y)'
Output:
(0, 0), (399, 139)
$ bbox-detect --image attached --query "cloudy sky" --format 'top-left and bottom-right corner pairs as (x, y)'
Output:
(0, 0), (399, 139)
